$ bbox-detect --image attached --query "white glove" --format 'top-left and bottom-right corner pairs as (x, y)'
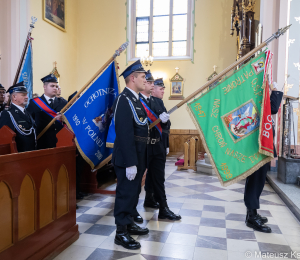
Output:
(159, 112), (170, 123)
(166, 148), (169, 155)
(273, 82), (278, 90)
(126, 166), (137, 181)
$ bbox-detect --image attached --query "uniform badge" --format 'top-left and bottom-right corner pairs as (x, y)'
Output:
(140, 117), (143, 121)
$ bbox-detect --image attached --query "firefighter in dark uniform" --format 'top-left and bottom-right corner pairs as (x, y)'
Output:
(0, 84), (6, 113)
(0, 82), (36, 152)
(112, 60), (150, 250)
(139, 71), (159, 209)
(244, 85), (283, 233)
(140, 74), (181, 221)
(27, 74), (67, 150)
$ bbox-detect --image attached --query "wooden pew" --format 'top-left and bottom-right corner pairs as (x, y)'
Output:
(0, 126), (18, 155)
(176, 137), (199, 171)
(0, 126), (78, 260)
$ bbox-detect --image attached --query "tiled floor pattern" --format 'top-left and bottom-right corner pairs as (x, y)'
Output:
(55, 154), (300, 260)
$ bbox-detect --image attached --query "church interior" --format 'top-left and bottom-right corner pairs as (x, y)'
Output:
(1, 0), (300, 259)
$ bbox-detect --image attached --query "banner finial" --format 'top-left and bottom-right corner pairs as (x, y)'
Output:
(30, 16), (38, 28)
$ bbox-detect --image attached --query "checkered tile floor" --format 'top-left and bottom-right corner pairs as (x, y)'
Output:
(54, 154), (300, 260)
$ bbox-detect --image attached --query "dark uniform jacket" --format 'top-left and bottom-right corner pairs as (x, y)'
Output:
(270, 90), (283, 158)
(0, 103), (6, 113)
(112, 88), (149, 168)
(27, 94), (67, 149)
(155, 97), (171, 150)
(139, 94), (169, 155)
(0, 104), (36, 152)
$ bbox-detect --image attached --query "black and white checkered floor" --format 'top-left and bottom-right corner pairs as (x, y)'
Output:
(55, 154), (300, 260)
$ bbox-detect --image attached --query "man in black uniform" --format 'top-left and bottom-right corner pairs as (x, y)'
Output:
(151, 78), (171, 156)
(0, 82), (36, 152)
(140, 75), (181, 221)
(0, 84), (6, 113)
(244, 85), (283, 233)
(139, 71), (159, 209)
(27, 74), (67, 149)
(112, 60), (150, 250)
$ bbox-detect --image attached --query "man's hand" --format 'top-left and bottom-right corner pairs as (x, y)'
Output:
(159, 112), (170, 123)
(94, 116), (102, 123)
(55, 112), (63, 122)
(126, 166), (137, 181)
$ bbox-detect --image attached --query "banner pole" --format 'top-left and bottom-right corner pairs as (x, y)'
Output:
(94, 25), (291, 170)
(13, 17), (37, 85)
(36, 42), (129, 141)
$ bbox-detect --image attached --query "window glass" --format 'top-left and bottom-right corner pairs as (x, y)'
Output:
(173, 0), (188, 14)
(136, 17), (149, 42)
(133, 0), (192, 58)
(172, 15), (187, 41)
(153, 0), (170, 16)
(153, 42), (169, 56)
(172, 41), (187, 56)
(136, 0), (150, 17)
(136, 43), (150, 58)
(153, 16), (169, 42)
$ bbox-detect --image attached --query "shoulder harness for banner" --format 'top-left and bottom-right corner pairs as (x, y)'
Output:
(7, 111), (37, 140)
(114, 94), (148, 126)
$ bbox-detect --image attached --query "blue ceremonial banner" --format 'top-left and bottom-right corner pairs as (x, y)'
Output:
(63, 61), (119, 169)
(18, 41), (33, 100)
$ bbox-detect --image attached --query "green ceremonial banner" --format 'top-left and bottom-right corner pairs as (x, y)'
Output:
(187, 51), (272, 187)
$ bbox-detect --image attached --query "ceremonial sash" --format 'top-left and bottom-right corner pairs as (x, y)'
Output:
(32, 97), (63, 124)
(140, 99), (162, 137)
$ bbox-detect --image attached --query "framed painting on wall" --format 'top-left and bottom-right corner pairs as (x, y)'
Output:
(169, 68), (184, 100)
(43, 0), (66, 32)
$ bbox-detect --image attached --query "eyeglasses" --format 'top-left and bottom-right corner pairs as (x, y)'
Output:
(0, 91), (5, 95)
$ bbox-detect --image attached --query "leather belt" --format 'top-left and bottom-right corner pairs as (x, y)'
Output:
(134, 136), (149, 143)
(162, 129), (170, 134)
(149, 137), (160, 145)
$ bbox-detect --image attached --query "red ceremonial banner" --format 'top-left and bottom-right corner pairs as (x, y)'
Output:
(259, 80), (274, 157)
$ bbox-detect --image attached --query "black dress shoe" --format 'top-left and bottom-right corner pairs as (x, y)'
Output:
(246, 210), (268, 224)
(127, 222), (149, 235)
(133, 214), (143, 223)
(115, 231), (141, 250)
(246, 215), (272, 233)
(76, 204), (79, 209)
(144, 193), (159, 209)
(158, 207), (181, 220)
(257, 214), (268, 224)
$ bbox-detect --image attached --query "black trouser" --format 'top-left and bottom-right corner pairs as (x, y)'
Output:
(145, 149), (167, 207)
(244, 163), (269, 209)
(76, 151), (85, 194)
(114, 145), (147, 226)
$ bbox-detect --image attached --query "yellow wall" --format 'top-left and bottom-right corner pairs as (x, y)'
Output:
(75, 0), (248, 129)
(29, 0), (78, 99)
(30, 0), (260, 129)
